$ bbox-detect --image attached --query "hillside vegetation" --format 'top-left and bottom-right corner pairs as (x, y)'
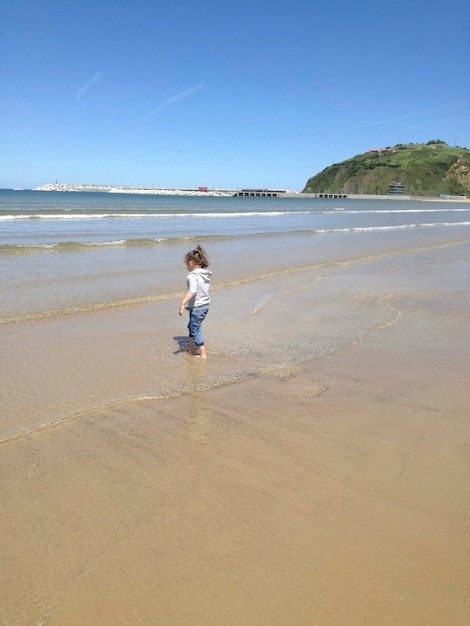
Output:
(303, 141), (470, 196)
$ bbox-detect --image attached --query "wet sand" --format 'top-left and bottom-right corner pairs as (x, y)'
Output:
(1, 284), (470, 624)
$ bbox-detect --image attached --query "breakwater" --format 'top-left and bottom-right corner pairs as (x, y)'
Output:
(32, 184), (466, 202)
(34, 183), (233, 197)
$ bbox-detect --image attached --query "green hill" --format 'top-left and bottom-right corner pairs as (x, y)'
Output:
(303, 141), (470, 197)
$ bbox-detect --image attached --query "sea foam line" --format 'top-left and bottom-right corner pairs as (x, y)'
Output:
(328, 208), (470, 214)
(315, 221), (470, 233)
(2, 206), (469, 222)
(0, 210), (311, 221)
(0, 370), (258, 446)
(2, 222), (470, 254)
(0, 291), (180, 325)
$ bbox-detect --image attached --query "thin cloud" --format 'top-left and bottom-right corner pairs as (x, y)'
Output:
(369, 113), (419, 126)
(142, 81), (205, 120)
(362, 112), (428, 127)
(359, 107), (462, 128)
(76, 71), (103, 103)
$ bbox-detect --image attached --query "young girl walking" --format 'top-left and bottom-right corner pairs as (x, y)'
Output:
(178, 245), (212, 358)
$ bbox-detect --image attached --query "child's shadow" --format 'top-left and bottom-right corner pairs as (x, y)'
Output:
(173, 335), (189, 355)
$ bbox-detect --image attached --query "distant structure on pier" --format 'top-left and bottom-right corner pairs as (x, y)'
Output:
(389, 182), (405, 195)
(236, 188), (287, 198)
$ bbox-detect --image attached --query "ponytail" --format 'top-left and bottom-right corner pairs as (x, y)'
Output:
(185, 245), (209, 268)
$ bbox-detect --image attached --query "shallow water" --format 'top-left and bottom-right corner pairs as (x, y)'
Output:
(1, 190), (470, 437)
(1, 194), (469, 440)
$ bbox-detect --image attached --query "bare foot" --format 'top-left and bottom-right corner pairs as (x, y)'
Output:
(185, 349), (204, 357)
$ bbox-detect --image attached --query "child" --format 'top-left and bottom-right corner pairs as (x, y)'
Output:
(178, 245), (212, 358)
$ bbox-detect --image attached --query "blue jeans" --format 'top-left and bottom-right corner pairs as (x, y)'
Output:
(188, 305), (209, 347)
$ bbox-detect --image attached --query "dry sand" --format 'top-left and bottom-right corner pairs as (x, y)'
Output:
(1, 291), (470, 625)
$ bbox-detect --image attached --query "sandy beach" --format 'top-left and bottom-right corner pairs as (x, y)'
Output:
(1, 191), (470, 624)
(2, 240), (470, 625)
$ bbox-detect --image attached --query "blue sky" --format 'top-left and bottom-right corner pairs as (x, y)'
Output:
(1, 0), (469, 190)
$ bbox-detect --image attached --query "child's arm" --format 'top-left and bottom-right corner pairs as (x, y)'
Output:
(178, 290), (195, 316)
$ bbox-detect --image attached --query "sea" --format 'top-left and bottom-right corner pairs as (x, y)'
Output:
(1, 188), (469, 440)
(2, 189), (470, 252)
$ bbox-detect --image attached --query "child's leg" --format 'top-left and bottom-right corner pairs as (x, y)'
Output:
(188, 307), (208, 357)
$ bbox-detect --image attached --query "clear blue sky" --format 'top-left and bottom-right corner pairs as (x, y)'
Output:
(1, 0), (469, 190)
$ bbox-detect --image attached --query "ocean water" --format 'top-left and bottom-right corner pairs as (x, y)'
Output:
(2, 189), (470, 251)
(2, 189), (469, 319)
(1, 189), (469, 439)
